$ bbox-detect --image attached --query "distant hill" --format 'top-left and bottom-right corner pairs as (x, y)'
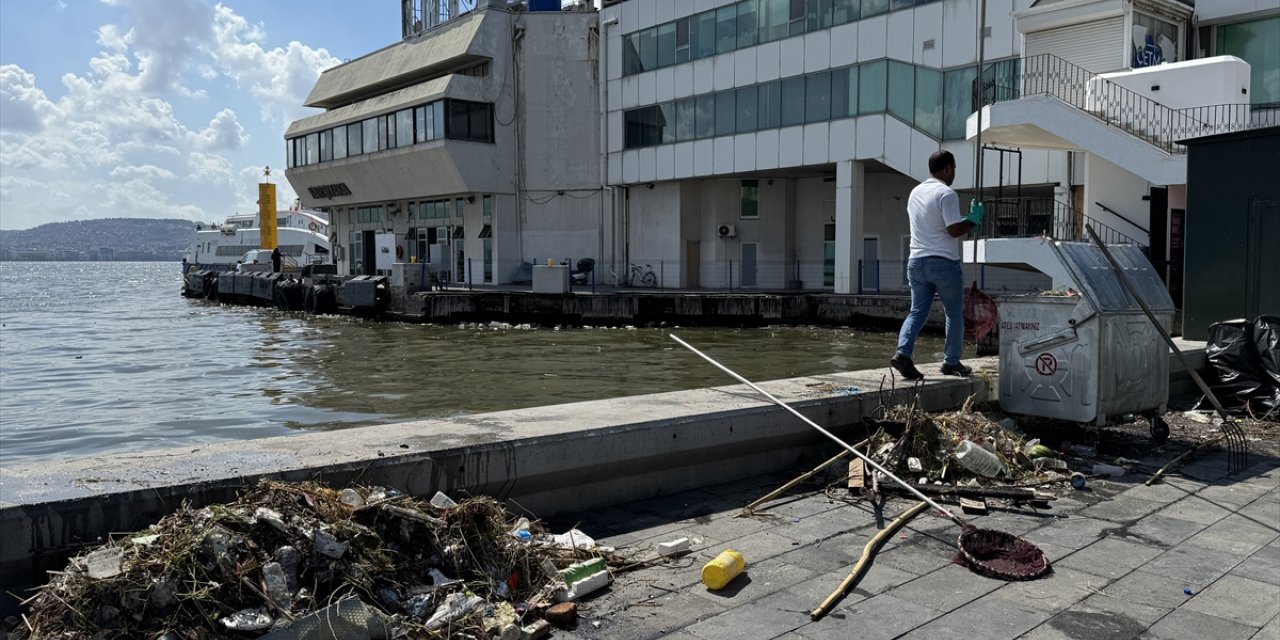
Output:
(0, 218), (197, 259)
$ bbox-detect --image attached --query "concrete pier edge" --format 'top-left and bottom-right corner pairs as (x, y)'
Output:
(0, 342), (1205, 610)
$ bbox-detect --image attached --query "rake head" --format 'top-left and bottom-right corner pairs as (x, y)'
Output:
(1221, 419), (1250, 474)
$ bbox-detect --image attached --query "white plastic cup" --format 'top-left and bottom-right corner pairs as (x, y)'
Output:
(955, 440), (1006, 477)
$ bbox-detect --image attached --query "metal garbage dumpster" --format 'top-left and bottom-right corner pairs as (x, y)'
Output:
(997, 241), (1175, 441)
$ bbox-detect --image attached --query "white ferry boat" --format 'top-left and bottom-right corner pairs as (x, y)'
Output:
(185, 205), (331, 272)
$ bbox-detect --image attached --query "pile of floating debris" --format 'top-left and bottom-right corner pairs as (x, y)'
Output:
(14, 481), (617, 639)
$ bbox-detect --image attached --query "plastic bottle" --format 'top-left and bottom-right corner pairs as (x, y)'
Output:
(701, 550), (745, 590)
(954, 440), (1006, 477)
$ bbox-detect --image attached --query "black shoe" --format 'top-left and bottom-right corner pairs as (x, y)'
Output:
(890, 355), (925, 381)
(940, 361), (973, 376)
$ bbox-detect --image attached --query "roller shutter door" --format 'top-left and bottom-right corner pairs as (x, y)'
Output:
(1026, 17), (1126, 74)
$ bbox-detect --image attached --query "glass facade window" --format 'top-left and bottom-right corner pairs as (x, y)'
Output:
(696, 94), (716, 138)
(716, 91), (737, 136)
(887, 60), (914, 122)
(639, 28), (657, 71)
(717, 4), (738, 54)
(333, 125), (347, 159)
(831, 65), (856, 117)
(657, 23), (676, 68)
(806, 71), (831, 123)
(693, 12), (717, 59)
(676, 98), (696, 141)
(362, 119), (378, 154)
(914, 67), (943, 139)
(675, 19), (691, 63)
(377, 115), (390, 151)
(859, 60), (887, 114)
(1218, 17), (1280, 105)
(622, 33), (642, 75)
(396, 109), (413, 147)
(305, 132), (319, 165)
(759, 80), (782, 129)
(347, 123), (362, 156)
(761, 0), (789, 42)
(736, 0), (759, 49)
(618, 57), (1007, 149)
(942, 66), (976, 141)
(740, 179), (759, 218)
(619, 0), (964, 77)
(736, 85), (759, 133)
(862, 0), (889, 18)
(781, 75), (806, 126)
(319, 129), (332, 162)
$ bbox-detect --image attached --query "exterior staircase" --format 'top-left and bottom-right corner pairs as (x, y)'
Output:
(971, 54), (1278, 185)
(962, 197), (1143, 289)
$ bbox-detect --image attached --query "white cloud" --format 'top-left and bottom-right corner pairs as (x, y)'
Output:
(191, 108), (249, 150)
(0, 65), (60, 134)
(209, 4), (339, 125)
(0, 1), (337, 229)
(108, 164), (177, 180)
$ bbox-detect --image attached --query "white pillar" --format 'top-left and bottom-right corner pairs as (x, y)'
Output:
(834, 159), (865, 294)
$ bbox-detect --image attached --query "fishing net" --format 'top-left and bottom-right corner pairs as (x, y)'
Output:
(954, 525), (1052, 581)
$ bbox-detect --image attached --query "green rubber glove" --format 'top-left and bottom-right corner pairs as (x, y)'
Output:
(966, 199), (985, 225)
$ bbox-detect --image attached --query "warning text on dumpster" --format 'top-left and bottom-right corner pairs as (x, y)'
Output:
(1035, 353), (1058, 376)
(1001, 321), (1041, 331)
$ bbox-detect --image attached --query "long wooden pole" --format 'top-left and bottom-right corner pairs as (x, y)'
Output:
(669, 334), (965, 527)
(810, 501), (929, 620)
(741, 446), (864, 515)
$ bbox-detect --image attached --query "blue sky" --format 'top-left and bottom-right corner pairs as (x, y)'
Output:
(0, 0), (403, 230)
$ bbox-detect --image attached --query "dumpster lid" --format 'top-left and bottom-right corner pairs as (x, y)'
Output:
(1054, 242), (1175, 313)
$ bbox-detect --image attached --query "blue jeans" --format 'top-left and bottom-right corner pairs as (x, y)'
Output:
(896, 256), (964, 365)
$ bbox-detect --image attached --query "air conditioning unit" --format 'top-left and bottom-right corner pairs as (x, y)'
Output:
(717, 224), (737, 238)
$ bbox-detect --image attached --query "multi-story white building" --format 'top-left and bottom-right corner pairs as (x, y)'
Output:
(286, 0), (1277, 294)
(284, 0), (603, 285)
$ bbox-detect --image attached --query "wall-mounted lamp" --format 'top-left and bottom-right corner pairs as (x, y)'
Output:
(645, 183), (655, 189)
(466, 195), (476, 204)
(602, 17), (619, 27)
(766, 178), (774, 185)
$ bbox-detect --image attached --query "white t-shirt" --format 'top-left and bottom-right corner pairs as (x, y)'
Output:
(906, 177), (963, 261)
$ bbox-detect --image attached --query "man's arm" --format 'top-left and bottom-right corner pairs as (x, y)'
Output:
(947, 197), (984, 237)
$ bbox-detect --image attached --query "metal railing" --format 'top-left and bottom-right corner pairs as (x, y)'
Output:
(975, 197), (1144, 247)
(976, 54), (1280, 153)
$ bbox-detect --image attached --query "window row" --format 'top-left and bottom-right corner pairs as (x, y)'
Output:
(622, 58), (1019, 147)
(410, 199), (459, 220)
(214, 244), (304, 257)
(287, 99), (495, 169)
(621, 0), (941, 76)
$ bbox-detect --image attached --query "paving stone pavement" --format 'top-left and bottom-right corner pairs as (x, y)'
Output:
(549, 450), (1280, 640)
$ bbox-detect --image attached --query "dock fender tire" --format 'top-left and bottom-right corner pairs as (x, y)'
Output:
(207, 279), (219, 301)
(274, 287), (291, 311)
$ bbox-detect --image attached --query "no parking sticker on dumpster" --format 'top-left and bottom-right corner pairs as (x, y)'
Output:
(1035, 353), (1058, 376)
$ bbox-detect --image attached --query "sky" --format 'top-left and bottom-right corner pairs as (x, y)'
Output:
(0, 0), (402, 230)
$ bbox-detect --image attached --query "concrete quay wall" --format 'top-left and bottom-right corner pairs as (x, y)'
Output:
(393, 290), (942, 328)
(0, 364), (984, 602)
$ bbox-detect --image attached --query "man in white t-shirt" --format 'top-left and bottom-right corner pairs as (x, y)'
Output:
(890, 150), (984, 380)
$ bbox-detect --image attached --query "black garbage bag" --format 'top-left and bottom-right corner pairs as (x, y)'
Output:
(1206, 317), (1280, 408)
(1252, 315), (1280, 388)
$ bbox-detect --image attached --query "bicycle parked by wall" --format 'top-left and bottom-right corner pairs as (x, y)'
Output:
(628, 263), (658, 288)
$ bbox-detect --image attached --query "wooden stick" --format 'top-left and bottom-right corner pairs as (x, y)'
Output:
(879, 484), (1057, 502)
(1145, 435), (1227, 486)
(810, 501), (929, 620)
(740, 440), (868, 515)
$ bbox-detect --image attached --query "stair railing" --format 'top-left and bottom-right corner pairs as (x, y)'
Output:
(974, 54), (1275, 154)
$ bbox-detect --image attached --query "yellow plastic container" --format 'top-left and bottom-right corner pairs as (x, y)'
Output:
(701, 549), (745, 590)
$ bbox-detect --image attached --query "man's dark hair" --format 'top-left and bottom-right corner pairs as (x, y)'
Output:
(928, 150), (956, 175)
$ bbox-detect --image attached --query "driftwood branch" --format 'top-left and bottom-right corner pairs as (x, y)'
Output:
(1145, 434), (1227, 486)
(810, 501), (928, 620)
(740, 439), (869, 515)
